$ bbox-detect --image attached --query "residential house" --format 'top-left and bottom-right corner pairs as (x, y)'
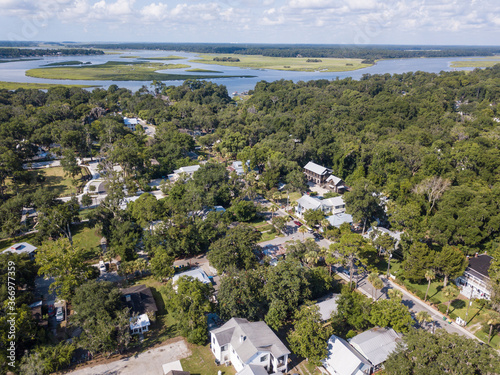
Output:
(363, 227), (402, 249)
(210, 318), (290, 373)
(172, 268), (211, 291)
(229, 161), (246, 176)
(315, 294), (340, 321)
(2, 242), (37, 260)
(349, 327), (402, 372)
(124, 117), (138, 131)
(295, 195), (346, 218)
(326, 213), (353, 228)
(171, 165), (201, 181)
(304, 161), (330, 184)
(326, 175), (346, 193)
(121, 284), (158, 334)
(322, 335), (372, 375)
(456, 253), (492, 300)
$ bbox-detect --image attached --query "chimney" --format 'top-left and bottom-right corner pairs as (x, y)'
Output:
(475, 253), (478, 258)
(240, 335), (246, 343)
(125, 295), (131, 302)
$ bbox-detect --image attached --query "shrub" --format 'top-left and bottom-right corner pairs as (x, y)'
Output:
(449, 312), (457, 320)
(438, 304), (447, 314)
(346, 330), (357, 339)
(309, 191), (318, 196)
(415, 290), (426, 300)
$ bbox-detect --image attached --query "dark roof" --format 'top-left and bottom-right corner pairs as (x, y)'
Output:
(166, 371), (190, 375)
(467, 254), (492, 278)
(121, 284), (158, 315)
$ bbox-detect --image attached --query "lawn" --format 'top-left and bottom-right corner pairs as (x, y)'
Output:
(6, 166), (88, 197)
(450, 61), (500, 68)
(0, 232), (38, 250)
(191, 54), (373, 72)
(25, 60), (254, 81)
(71, 222), (101, 259)
(0, 81), (96, 90)
(181, 343), (236, 375)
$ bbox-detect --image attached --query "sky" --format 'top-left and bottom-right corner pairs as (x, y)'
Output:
(0, 0), (499, 45)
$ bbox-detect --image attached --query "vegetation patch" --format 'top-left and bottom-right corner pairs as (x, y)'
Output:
(450, 61), (500, 68)
(0, 81), (97, 89)
(185, 68), (223, 73)
(181, 344), (236, 375)
(192, 54), (373, 72)
(43, 60), (90, 67)
(138, 56), (185, 60)
(26, 60), (254, 81)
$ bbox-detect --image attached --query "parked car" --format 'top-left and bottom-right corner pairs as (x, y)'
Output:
(99, 260), (106, 273)
(55, 307), (64, 322)
(293, 220), (302, 227)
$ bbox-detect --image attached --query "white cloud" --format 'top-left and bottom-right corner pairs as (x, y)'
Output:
(140, 2), (168, 21)
(288, 0), (336, 10)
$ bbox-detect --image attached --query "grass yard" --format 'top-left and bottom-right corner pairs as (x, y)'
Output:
(71, 222), (101, 258)
(26, 60), (254, 81)
(450, 61), (500, 68)
(0, 232), (38, 250)
(0, 81), (96, 90)
(191, 54), (373, 72)
(181, 344), (236, 375)
(289, 359), (323, 375)
(6, 166), (88, 197)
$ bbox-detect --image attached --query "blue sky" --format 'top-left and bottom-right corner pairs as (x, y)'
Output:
(0, 0), (499, 45)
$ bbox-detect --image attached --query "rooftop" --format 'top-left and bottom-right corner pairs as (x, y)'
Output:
(323, 335), (372, 375)
(2, 242), (37, 256)
(304, 161), (330, 176)
(174, 165), (201, 175)
(467, 254), (492, 279)
(121, 284), (158, 315)
(315, 295), (340, 321)
(211, 318), (290, 363)
(349, 327), (402, 367)
(297, 194), (323, 211)
(172, 268), (211, 287)
(326, 175), (343, 185)
(326, 213), (353, 228)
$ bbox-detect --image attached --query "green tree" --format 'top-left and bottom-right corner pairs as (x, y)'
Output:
(424, 269), (436, 302)
(36, 198), (80, 244)
(207, 224), (260, 273)
(60, 148), (81, 181)
(435, 245), (467, 287)
(20, 343), (76, 375)
(287, 303), (330, 366)
(303, 209), (325, 227)
(217, 268), (267, 321)
(483, 311), (500, 344)
(128, 192), (160, 232)
(369, 298), (413, 333)
(81, 193), (92, 208)
(388, 288), (403, 301)
(402, 242), (434, 282)
(368, 273), (384, 300)
(229, 200), (257, 222)
(36, 238), (96, 300)
(415, 311), (432, 330)
(332, 286), (371, 332)
(149, 249), (174, 281)
(384, 329), (500, 375)
(344, 178), (384, 234)
(443, 285), (460, 316)
(164, 276), (213, 345)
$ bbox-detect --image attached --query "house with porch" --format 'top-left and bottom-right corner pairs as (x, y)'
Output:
(456, 253), (492, 300)
(304, 161), (330, 184)
(295, 195), (346, 218)
(326, 175), (346, 193)
(121, 284), (158, 334)
(210, 318), (290, 374)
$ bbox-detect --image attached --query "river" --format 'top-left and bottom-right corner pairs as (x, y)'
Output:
(0, 50), (495, 94)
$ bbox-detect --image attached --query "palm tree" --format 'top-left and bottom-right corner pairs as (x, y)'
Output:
(416, 311), (432, 330)
(424, 269), (436, 302)
(388, 289), (403, 301)
(304, 250), (320, 267)
(321, 219), (330, 231)
(272, 191), (282, 204)
(270, 205), (278, 219)
(298, 225), (308, 240)
(484, 311), (500, 343)
(372, 278), (384, 300)
(368, 272), (381, 299)
(443, 285), (460, 316)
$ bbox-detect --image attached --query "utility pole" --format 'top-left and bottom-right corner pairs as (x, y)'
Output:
(465, 286), (474, 325)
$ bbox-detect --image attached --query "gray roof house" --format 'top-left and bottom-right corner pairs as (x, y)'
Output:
(326, 213), (353, 228)
(326, 175), (346, 193)
(172, 165), (201, 181)
(322, 335), (372, 375)
(304, 161), (331, 184)
(315, 294), (340, 321)
(2, 242), (37, 260)
(457, 254), (493, 300)
(295, 195), (346, 217)
(349, 327), (402, 370)
(210, 318), (290, 374)
(322, 328), (401, 375)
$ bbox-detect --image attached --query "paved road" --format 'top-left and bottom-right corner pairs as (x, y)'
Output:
(336, 266), (479, 340)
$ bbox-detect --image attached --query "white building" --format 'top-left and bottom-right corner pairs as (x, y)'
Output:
(172, 268), (211, 291)
(456, 254), (492, 300)
(210, 318), (290, 373)
(124, 117), (139, 131)
(322, 335), (372, 375)
(171, 165), (201, 181)
(2, 242), (37, 260)
(295, 194), (346, 218)
(130, 313), (150, 334)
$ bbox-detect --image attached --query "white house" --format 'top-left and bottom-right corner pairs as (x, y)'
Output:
(304, 161), (330, 184)
(326, 213), (353, 228)
(315, 295), (340, 321)
(172, 268), (211, 291)
(129, 313), (150, 334)
(124, 117), (139, 131)
(210, 318), (290, 373)
(456, 254), (492, 300)
(295, 194), (346, 218)
(322, 335), (372, 375)
(349, 327), (402, 372)
(171, 165), (201, 181)
(2, 242), (37, 260)
(121, 284), (158, 335)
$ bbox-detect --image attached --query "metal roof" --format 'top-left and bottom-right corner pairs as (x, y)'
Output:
(174, 165), (201, 174)
(327, 213), (353, 228)
(172, 268), (211, 288)
(2, 242), (37, 255)
(323, 335), (372, 375)
(326, 175), (343, 185)
(297, 194), (323, 211)
(304, 161), (329, 176)
(349, 327), (402, 367)
(315, 295), (340, 320)
(236, 365), (269, 375)
(322, 196), (345, 208)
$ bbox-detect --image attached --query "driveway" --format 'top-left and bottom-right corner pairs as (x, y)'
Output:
(68, 339), (191, 375)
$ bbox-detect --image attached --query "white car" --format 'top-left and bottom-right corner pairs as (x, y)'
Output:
(55, 307), (64, 322)
(99, 260), (106, 273)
